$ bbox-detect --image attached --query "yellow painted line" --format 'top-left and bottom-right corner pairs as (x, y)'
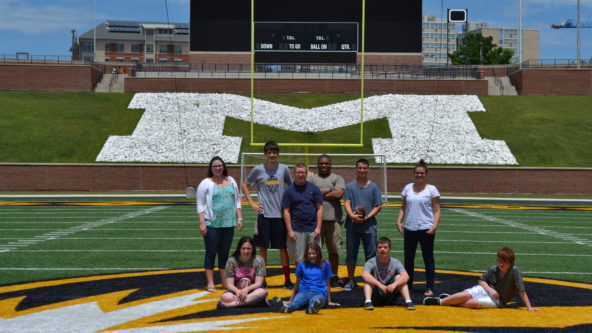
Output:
(1, 200), (591, 211)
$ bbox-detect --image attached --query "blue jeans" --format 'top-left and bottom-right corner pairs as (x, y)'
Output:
(203, 226), (234, 270)
(288, 291), (326, 311)
(345, 227), (377, 265)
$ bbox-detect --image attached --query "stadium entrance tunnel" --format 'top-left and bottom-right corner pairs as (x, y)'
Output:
(1, 267), (592, 332)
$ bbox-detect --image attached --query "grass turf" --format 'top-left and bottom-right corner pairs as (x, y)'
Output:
(0, 201), (590, 286)
(1, 91), (591, 166)
(475, 96), (592, 167)
(0, 91), (141, 163)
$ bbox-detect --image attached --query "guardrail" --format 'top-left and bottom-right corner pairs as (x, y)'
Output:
(520, 59), (592, 68)
(0, 53), (98, 65)
(108, 73), (119, 92)
(132, 62), (482, 79)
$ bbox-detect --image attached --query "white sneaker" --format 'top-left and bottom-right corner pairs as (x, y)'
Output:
(343, 279), (357, 291)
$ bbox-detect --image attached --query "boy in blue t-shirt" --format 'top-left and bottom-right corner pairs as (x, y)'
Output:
(343, 158), (383, 291)
(282, 163), (323, 269)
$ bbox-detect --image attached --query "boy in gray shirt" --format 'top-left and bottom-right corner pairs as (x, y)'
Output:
(308, 154), (345, 287)
(362, 237), (415, 310)
(423, 247), (539, 311)
(242, 141), (294, 289)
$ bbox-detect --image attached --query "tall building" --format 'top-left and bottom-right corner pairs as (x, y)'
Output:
(460, 23), (540, 64)
(75, 21), (189, 64)
(422, 15), (458, 66)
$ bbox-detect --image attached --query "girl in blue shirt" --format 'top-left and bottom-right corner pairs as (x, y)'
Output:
(272, 243), (340, 314)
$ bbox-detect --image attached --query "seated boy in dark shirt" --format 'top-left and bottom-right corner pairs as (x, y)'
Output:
(423, 247), (539, 311)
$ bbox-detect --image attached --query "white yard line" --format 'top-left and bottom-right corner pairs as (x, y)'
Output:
(450, 208), (592, 247)
(0, 207), (168, 253)
(468, 270), (592, 275)
(0, 237), (584, 245)
(0, 221), (195, 224)
(0, 267), (169, 271)
(5, 249), (592, 257)
(1, 267), (589, 276)
(11, 250), (205, 252)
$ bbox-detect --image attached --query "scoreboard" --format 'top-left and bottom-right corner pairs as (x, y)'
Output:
(255, 22), (358, 53)
(190, 0), (422, 63)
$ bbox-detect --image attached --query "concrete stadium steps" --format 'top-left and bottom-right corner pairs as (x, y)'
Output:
(487, 76), (518, 95)
(95, 74), (127, 93)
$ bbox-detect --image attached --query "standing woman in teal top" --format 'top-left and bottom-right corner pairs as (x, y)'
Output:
(197, 156), (243, 292)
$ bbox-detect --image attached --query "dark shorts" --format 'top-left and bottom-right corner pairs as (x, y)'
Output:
(253, 215), (287, 249)
(371, 286), (400, 306)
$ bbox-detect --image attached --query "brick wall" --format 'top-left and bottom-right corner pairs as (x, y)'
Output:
(1, 164), (590, 195)
(0, 64), (102, 92)
(511, 68), (592, 95)
(188, 53), (251, 63)
(358, 54), (422, 65)
(125, 77), (487, 94)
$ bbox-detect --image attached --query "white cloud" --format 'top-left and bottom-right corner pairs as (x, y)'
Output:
(0, 1), (91, 34)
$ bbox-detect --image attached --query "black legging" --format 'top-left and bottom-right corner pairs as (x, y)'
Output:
(403, 229), (435, 291)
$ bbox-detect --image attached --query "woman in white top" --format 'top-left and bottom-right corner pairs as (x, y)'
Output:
(197, 156), (243, 292)
(396, 159), (441, 297)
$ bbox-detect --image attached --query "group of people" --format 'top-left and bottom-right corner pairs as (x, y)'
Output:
(195, 141), (539, 314)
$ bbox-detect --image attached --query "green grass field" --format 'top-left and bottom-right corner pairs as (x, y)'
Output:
(1, 91), (591, 166)
(0, 91), (140, 163)
(1, 199), (591, 286)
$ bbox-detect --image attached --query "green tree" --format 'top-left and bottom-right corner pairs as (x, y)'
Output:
(449, 33), (514, 65)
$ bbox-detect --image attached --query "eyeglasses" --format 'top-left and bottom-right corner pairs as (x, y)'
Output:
(211, 165), (224, 168)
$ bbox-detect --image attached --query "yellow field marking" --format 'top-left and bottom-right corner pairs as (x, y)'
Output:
(1, 267), (591, 331)
(1, 200), (591, 211)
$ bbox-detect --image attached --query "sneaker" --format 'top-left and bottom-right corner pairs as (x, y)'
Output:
(273, 299), (291, 314)
(283, 280), (294, 290)
(343, 279), (357, 291)
(271, 297), (292, 314)
(271, 297), (284, 311)
(364, 300), (374, 310)
(279, 303), (291, 314)
(306, 298), (326, 314)
(330, 276), (340, 288)
(337, 277), (349, 288)
(423, 296), (440, 305)
(262, 299), (271, 308)
(405, 301), (416, 310)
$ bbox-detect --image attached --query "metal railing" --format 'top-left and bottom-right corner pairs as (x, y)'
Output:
(108, 73), (119, 92)
(0, 53), (101, 65)
(132, 62), (482, 80)
(520, 59), (592, 69)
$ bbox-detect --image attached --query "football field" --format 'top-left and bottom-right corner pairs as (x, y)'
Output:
(1, 199), (591, 286)
(1, 198), (592, 332)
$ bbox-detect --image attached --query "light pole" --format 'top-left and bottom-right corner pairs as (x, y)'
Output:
(93, 0), (96, 62)
(518, 0), (522, 67)
(577, 0), (581, 68)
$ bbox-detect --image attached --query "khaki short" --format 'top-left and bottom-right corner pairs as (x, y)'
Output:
(321, 220), (342, 255)
(287, 231), (321, 263)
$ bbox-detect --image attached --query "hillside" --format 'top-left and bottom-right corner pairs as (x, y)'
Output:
(0, 91), (590, 166)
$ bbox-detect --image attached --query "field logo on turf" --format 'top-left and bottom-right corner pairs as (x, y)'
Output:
(1, 268), (592, 332)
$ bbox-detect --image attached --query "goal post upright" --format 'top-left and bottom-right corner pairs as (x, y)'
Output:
(249, 0), (366, 148)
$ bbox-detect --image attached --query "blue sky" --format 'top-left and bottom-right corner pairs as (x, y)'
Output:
(0, 0), (591, 60)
